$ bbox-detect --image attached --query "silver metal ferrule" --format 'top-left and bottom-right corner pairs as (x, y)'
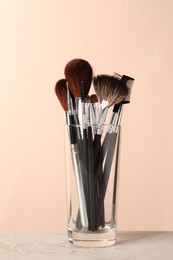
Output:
(91, 102), (99, 133)
(96, 100), (108, 135)
(107, 105), (123, 133)
(85, 101), (91, 125)
(67, 87), (73, 116)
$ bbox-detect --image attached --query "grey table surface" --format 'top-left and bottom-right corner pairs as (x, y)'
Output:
(0, 231), (172, 260)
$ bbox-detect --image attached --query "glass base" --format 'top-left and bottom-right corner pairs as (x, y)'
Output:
(68, 227), (117, 248)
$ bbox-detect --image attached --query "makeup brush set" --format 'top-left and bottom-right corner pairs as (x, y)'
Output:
(55, 58), (134, 232)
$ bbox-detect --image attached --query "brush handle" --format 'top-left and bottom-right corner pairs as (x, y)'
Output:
(83, 128), (90, 222)
(87, 126), (97, 231)
(71, 143), (88, 229)
(68, 117), (88, 229)
(93, 134), (102, 183)
(111, 131), (120, 225)
(93, 133), (105, 228)
(96, 132), (117, 227)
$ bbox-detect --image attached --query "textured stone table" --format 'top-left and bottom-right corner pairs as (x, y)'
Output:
(0, 231), (173, 260)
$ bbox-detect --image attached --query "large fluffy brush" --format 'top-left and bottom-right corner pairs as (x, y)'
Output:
(64, 58), (96, 230)
(64, 58), (93, 98)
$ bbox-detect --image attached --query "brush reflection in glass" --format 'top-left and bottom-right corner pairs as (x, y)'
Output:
(65, 123), (121, 247)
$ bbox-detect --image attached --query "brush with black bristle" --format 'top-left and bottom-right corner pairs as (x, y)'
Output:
(55, 78), (88, 230)
(64, 58), (96, 231)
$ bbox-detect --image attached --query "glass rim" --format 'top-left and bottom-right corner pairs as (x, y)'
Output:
(65, 123), (121, 127)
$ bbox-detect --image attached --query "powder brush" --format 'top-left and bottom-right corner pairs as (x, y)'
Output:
(64, 59), (95, 230)
(64, 58), (93, 127)
(64, 58), (93, 99)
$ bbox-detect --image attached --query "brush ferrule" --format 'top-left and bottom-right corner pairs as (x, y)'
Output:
(76, 98), (83, 124)
(67, 87), (74, 115)
(85, 101), (91, 125)
(90, 102), (98, 133)
(107, 105), (123, 133)
(96, 101), (108, 135)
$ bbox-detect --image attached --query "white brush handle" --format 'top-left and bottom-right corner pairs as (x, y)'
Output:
(71, 144), (88, 229)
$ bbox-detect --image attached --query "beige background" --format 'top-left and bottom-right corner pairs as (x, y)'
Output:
(0, 0), (173, 231)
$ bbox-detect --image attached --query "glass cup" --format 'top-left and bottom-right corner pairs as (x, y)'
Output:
(65, 124), (121, 247)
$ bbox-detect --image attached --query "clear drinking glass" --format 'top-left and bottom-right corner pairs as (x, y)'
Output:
(65, 124), (121, 248)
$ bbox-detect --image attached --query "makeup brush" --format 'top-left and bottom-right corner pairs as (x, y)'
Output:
(55, 79), (88, 229)
(96, 75), (135, 228)
(93, 75), (129, 228)
(93, 75), (129, 180)
(64, 58), (93, 127)
(64, 59), (96, 230)
(64, 58), (93, 98)
(55, 79), (68, 112)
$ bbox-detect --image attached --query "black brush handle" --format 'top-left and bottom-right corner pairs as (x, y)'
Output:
(83, 128), (90, 223)
(93, 134), (102, 183)
(87, 126), (97, 231)
(96, 132), (117, 227)
(93, 133), (105, 228)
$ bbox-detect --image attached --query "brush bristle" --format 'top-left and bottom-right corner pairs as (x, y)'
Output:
(64, 58), (93, 98)
(90, 94), (98, 103)
(55, 79), (68, 111)
(93, 74), (129, 107)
